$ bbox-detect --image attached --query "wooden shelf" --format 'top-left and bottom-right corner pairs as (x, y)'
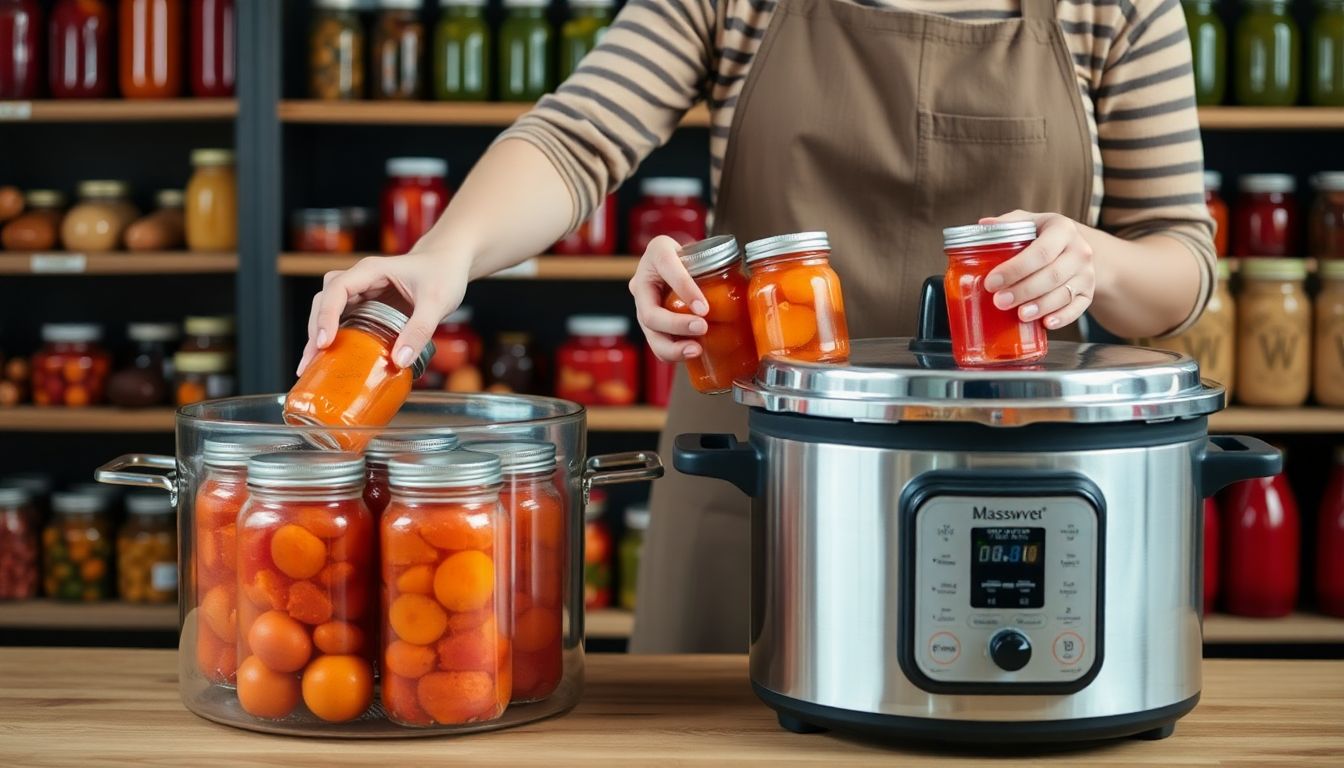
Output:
(1211, 407), (1344, 433)
(1198, 107), (1344, 131)
(1204, 613), (1344, 644)
(0, 252), (237, 275)
(278, 99), (712, 128)
(0, 99), (237, 123)
(279, 253), (639, 281)
(587, 406), (667, 432)
(0, 600), (177, 632)
(0, 406), (176, 432)
(587, 608), (635, 640)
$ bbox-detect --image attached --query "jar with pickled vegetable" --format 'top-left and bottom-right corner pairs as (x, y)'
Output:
(663, 236), (758, 393)
(499, 0), (553, 101)
(174, 350), (235, 405)
(424, 307), (483, 392)
(462, 440), (562, 703)
(381, 451), (511, 726)
(1149, 260), (1236, 398)
(484, 332), (538, 394)
(382, 157), (450, 255)
(552, 194), (618, 255)
(1, 190), (65, 252)
(627, 178), (708, 256)
(190, 0), (235, 97)
(2, 473), (51, 520)
(120, 0), (183, 99)
(1185, 0), (1227, 104)
(1206, 171), (1230, 257)
(1234, 174), (1300, 257)
(0, 0), (41, 99)
(1315, 260), (1344, 405)
(32, 324), (111, 407)
(43, 490), (113, 601)
(1311, 0), (1344, 105)
(0, 486), (39, 600)
(583, 489), (611, 609)
(292, 208), (356, 253)
(1236, 258), (1311, 406)
(117, 493), (177, 604)
(556, 315), (639, 405)
(373, 0), (425, 100)
(1236, 0), (1301, 106)
(560, 0), (612, 79)
(285, 301), (436, 451)
(310, 0), (364, 100)
(619, 504), (647, 611)
(49, 0), (111, 98)
(745, 232), (851, 364)
(363, 433), (460, 517)
(107, 321), (178, 408)
(62, 180), (139, 252)
(186, 148), (238, 251)
(433, 0), (490, 101)
(125, 189), (186, 251)
(236, 452), (376, 724)
(1310, 171), (1344, 258)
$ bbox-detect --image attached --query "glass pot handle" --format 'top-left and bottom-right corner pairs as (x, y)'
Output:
(582, 451), (664, 503)
(95, 454), (179, 505)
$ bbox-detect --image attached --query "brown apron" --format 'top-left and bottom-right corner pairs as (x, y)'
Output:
(630, 0), (1094, 652)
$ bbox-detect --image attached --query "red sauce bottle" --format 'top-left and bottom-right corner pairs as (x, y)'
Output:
(381, 157), (451, 255)
(1317, 447), (1344, 617)
(49, 0), (112, 98)
(943, 222), (1049, 367)
(0, 0), (42, 99)
(627, 178), (707, 256)
(190, 0), (235, 97)
(1234, 174), (1300, 257)
(553, 194), (618, 256)
(120, 0), (183, 99)
(1203, 497), (1220, 614)
(1221, 471), (1300, 617)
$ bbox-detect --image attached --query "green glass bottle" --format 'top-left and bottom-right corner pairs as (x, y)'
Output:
(434, 0), (491, 101)
(1184, 0), (1228, 104)
(618, 505), (648, 612)
(499, 0), (554, 102)
(1311, 0), (1344, 104)
(560, 0), (614, 80)
(1235, 0), (1302, 106)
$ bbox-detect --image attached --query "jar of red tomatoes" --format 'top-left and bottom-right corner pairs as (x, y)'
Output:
(1221, 469), (1299, 618)
(555, 315), (638, 406)
(190, 0), (235, 97)
(1309, 171), (1344, 259)
(553, 194), (618, 256)
(744, 232), (851, 364)
(423, 307), (483, 392)
(32, 323), (112, 407)
(583, 488), (611, 610)
(0, 0), (41, 99)
(363, 433), (460, 517)
(942, 222), (1048, 367)
(1234, 173), (1300, 257)
(382, 157), (451, 255)
(664, 235), (758, 393)
(236, 452), (377, 724)
(381, 451), (511, 726)
(1205, 170), (1230, 257)
(0, 485), (39, 600)
(49, 0), (112, 98)
(627, 178), (707, 256)
(120, 0), (183, 99)
(1319, 446), (1344, 617)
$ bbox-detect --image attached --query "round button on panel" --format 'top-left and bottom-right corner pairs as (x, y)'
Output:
(928, 631), (961, 666)
(988, 628), (1032, 672)
(1053, 631), (1085, 665)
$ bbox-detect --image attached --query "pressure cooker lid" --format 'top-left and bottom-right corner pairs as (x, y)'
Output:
(735, 338), (1225, 426)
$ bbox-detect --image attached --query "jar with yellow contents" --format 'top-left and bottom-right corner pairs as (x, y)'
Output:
(1236, 258), (1312, 406)
(43, 490), (114, 601)
(117, 492), (177, 604)
(1147, 259), (1236, 399)
(1315, 260), (1344, 406)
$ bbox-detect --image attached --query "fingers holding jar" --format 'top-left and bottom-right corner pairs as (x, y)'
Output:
(980, 211), (1096, 330)
(630, 235), (710, 362)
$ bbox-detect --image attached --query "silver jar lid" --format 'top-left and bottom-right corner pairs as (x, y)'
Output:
(460, 440), (557, 475)
(366, 433), (461, 465)
(247, 452), (366, 489)
(0, 486), (32, 507)
(388, 450), (502, 489)
(943, 221), (1038, 249)
(735, 338), (1224, 426)
(744, 232), (830, 265)
(204, 436), (305, 469)
(678, 236), (741, 278)
(344, 301), (436, 380)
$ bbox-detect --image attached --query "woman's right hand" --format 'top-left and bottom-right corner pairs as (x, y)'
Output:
(297, 252), (469, 376)
(629, 236), (711, 363)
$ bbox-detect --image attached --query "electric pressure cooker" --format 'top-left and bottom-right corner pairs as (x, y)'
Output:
(673, 281), (1280, 743)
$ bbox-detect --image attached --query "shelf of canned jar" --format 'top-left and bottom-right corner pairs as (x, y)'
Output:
(1197, 107), (1344, 131)
(277, 100), (713, 128)
(278, 253), (641, 281)
(0, 100), (238, 123)
(0, 252), (238, 276)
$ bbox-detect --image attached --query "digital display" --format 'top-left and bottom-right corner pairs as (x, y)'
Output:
(970, 527), (1045, 609)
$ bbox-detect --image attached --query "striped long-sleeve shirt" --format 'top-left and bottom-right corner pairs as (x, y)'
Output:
(499, 0), (1216, 329)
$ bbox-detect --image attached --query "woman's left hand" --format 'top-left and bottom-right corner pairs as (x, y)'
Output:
(979, 210), (1097, 330)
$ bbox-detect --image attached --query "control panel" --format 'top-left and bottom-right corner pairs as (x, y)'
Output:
(909, 492), (1100, 689)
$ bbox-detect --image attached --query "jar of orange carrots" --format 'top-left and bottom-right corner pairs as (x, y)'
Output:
(235, 452), (377, 724)
(284, 301), (436, 450)
(381, 451), (511, 727)
(744, 232), (850, 363)
(664, 236), (759, 393)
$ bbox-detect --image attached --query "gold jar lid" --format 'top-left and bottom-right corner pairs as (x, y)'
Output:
(174, 351), (232, 373)
(191, 148), (235, 167)
(156, 189), (185, 208)
(77, 180), (130, 199)
(184, 315), (235, 337)
(1240, 258), (1308, 281)
(25, 189), (65, 208)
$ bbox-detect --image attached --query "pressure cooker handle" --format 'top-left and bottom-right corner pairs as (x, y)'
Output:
(1199, 435), (1283, 497)
(673, 434), (761, 497)
(95, 453), (179, 504)
(910, 276), (953, 354)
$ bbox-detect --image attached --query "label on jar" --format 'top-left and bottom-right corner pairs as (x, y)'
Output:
(1316, 309), (1344, 405)
(492, 259), (540, 279)
(0, 102), (33, 120)
(1238, 307), (1311, 405)
(29, 253), (87, 273)
(151, 562), (178, 593)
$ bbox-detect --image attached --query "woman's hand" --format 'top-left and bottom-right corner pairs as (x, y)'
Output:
(629, 235), (711, 362)
(979, 210), (1097, 330)
(297, 251), (469, 376)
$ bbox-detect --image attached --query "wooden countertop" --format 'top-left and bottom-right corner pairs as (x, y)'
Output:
(0, 650), (1340, 766)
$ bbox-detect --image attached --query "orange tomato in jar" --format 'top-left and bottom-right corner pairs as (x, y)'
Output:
(301, 654), (374, 723)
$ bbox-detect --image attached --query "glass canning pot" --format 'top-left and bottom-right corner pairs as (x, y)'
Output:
(95, 392), (662, 737)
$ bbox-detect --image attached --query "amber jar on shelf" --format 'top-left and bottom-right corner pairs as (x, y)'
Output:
(1315, 260), (1344, 406)
(0, 190), (66, 252)
(43, 490), (114, 601)
(117, 493), (177, 604)
(120, 0), (183, 99)
(174, 350), (235, 405)
(61, 181), (139, 253)
(373, 0), (425, 100)
(1149, 259), (1236, 398)
(185, 149), (238, 252)
(1310, 172), (1344, 259)
(1236, 258), (1312, 406)
(310, 0), (365, 100)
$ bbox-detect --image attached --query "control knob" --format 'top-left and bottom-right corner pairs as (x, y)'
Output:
(988, 628), (1032, 671)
